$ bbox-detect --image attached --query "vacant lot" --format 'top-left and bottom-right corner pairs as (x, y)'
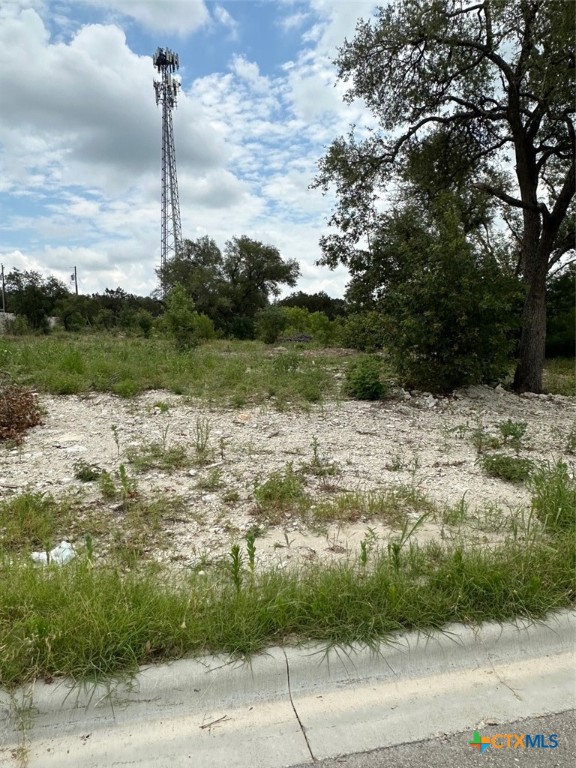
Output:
(1, 374), (574, 569)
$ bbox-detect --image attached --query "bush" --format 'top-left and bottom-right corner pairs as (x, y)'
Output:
(0, 381), (43, 443)
(158, 285), (215, 350)
(480, 454), (534, 483)
(337, 311), (389, 352)
(255, 306), (289, 344)
(344, 356), (387, 400)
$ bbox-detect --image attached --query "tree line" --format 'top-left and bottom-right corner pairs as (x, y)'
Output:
(2, 1), (574, 393)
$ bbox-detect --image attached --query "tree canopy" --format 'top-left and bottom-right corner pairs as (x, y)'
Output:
(314, 0), (575, 392)
(160, 235), (300, 338)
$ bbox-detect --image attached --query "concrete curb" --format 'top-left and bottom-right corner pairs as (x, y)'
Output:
(1, 610), (574, 767)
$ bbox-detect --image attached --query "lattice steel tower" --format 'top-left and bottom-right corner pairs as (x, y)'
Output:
(153, 47), (182, 287)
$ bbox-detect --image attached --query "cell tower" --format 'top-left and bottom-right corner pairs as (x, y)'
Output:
(153, 47), (183, 288)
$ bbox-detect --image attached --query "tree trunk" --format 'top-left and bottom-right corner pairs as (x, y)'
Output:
(513, 267), (547, 393)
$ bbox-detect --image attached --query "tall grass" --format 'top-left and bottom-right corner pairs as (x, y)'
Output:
(0, 336), (336, 405)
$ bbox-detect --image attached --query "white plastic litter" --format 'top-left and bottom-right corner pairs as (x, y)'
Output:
(31, 540), (76, 565)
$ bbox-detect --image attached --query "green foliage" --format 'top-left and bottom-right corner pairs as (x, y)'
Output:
(480, 454), (534, 484)
(160, 235), (300, 339)
(531, 461), (576, 533)
(0, 335), (337, 407)
(4, 269), (68, 331)
(253, 463), (308, 518)
(4, 520), (573, 687)
(0, 491), (71, 553)
(378, 201), (519, 392)
(337, 311), (388, 352)
(73, 460), (103, 482)
(313, 0), (575, 393)
(160, 284), (215, 351)
(254, 305), (289, 344)
(498, 420), (527, 453)
(546, 265), (576, 358)
(344, 355), (386, 400)
(278, 291), (347, 319)
(126, 441), (189, 473)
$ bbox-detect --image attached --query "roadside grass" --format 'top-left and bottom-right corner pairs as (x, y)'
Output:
(0, 460), (574, 688)
(0, 335), (338, 406)
(1, 527), (573, 689)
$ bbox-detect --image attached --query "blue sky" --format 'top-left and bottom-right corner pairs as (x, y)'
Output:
(0, 0), (378, 297)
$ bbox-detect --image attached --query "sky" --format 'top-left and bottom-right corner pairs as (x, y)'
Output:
(0, 0), (380, 298)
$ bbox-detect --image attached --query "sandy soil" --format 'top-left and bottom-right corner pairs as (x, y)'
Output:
(1, 385), (574, 569)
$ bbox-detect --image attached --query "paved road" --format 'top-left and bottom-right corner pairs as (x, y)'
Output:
(290, 711), (575, 768)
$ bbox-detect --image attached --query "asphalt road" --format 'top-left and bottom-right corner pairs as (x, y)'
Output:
(289, 710), (575, 768)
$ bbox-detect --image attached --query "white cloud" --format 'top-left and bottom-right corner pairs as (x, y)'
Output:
(0, 1), (379, 298)
(230, 55), (270, 94)
(279, 11), (310, 31)
(76, 0), (209, 35)
(213, 5), (238, 37)
(0, 11), (227, 197)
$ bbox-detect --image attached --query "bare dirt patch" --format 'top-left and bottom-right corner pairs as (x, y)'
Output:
(1, 386), (574, 569)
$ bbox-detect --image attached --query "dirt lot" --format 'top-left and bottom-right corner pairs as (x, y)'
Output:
(1, 385), (575, 569)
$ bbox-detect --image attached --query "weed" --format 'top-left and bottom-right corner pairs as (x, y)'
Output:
(385, 454), (405, 472)
(229, 544), (243, 592)
(300, 436), (339, 477)
(498, 419), (527, 453)
(193, 417), (213, 465)
(253, 463), (308, 520)
(312, 486), (435, 527)
(0, 491), (72, 553)
(73, 460), (103, 482)
(359, 529), (378, 566)
(111, 424), (121, 457)
(543, 358), (576, 397)
(153, 401), (171, 413)
(1, 522), (574, 688)
(0, 381), (42, 443)
(98, 470), (117, 500)
(246, 530), (257, 574)
(471, 423), (501, 454)
(196, 468), (223, 491)
(480, 454), (534, 483)
(442, 494), (469, 526)
(531, 461), (576, 532)
(126, 441), (189, 473)
(223, 489), (241, 505)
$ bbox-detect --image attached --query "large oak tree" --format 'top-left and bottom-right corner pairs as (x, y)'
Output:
(314, 0), (575, 392)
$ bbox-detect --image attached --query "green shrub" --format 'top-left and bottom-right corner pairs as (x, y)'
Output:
(255, 306), (289, 344)
(337, 311), (389, 352)
(344, 356), (387, 400)
(159, 284), (215, 350)
(480, 454), (534, 483)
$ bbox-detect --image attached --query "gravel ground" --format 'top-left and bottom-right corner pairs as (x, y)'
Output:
(1, 385), (574, 568)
